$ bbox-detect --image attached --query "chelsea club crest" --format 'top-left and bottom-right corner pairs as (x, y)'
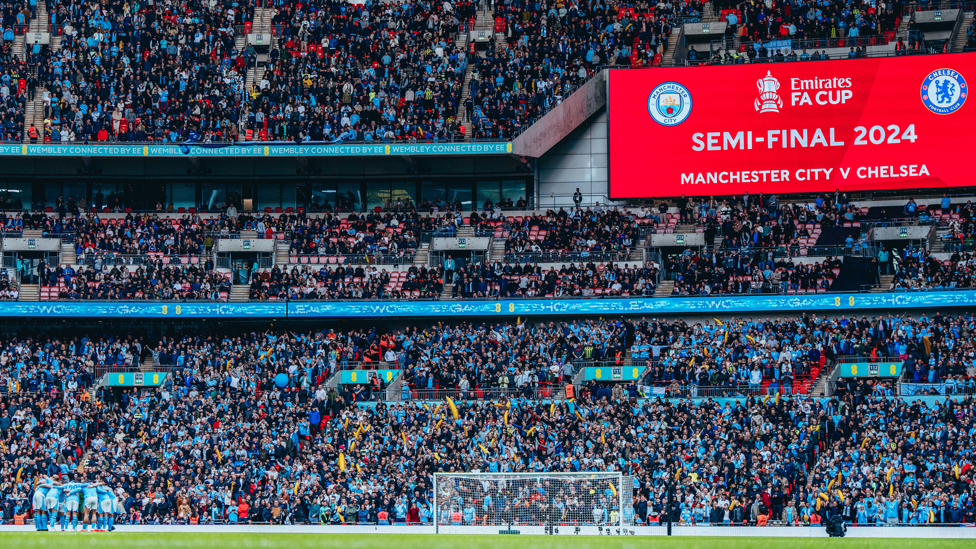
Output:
(921, 69), (967, 115)
(647, 82), (693, 126)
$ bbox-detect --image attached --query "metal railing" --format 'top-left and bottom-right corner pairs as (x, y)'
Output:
(75, 253), (208, 267)
(900, 382), (976, 396)
(288, 253), (416, 266)
(502, 251), (633, 264)
(396, 385), (564, 401)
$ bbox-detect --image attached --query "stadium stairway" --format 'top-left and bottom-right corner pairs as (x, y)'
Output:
(229, 285), (250, 302)
(274, 239), (290, 267)
(489, 238), (506, 263)
(871, 274), (895, 292)
(18, 283), (39, 301)
(24, 88), (45, 144)
(12, 33), (24, 62)
(702, 1), (718, 22)
(60, 240), (76, 267)
(954, 11), (974, 52)
(829, 256), (879, 293)
(895, 9), (913, 41)
(413, 243), (430, 266)
(245, 5), (275, 95)
(653, 280), (674, 297)
(663, 31), (682, 67)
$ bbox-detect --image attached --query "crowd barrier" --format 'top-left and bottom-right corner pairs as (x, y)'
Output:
(6, 290), (976, 318)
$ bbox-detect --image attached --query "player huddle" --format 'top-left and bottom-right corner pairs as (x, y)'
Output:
(32, 475), (123, 532)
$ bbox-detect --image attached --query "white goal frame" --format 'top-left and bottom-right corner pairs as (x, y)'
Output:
(432, 471), (629, 533)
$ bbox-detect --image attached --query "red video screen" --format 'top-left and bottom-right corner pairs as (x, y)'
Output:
(608, 54), (976, 198)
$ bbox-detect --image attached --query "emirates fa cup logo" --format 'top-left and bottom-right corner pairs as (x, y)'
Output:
(755, 71), (782, 113)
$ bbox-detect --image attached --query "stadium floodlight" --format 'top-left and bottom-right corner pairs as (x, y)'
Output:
(433, 472), (632, 534)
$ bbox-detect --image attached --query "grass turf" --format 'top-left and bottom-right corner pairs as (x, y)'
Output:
(0, 534), (972, 549)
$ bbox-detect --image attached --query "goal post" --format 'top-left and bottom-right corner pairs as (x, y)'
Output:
(433, 472), (633, 533)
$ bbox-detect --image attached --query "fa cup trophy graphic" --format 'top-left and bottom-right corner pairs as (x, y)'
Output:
(754, 71), (782, 113)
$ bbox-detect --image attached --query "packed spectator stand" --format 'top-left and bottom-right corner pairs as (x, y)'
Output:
(1, 311), (975, 525)
(250, 0), (474, 142)
(0, 35), (27, 142)
(8, 191), (976, 303)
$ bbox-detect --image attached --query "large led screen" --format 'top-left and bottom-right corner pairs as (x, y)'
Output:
(608, 54), (976, 197)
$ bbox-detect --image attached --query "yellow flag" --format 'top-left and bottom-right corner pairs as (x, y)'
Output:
(338, 453), (346, 472)
(608, 482), (617, 497)
(446, 397), (459, 420)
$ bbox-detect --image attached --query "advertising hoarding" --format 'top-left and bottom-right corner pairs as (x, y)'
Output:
(608, 55), (976, 197)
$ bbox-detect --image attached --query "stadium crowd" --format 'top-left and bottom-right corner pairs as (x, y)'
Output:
(448, 261), (659, 298)
(250, 264), (444, 301)
(502, 208), (641, 264)
(0, 309), (975, 525)
(38, 0), (251, 143)
(252, 0), (474, 142)
(0, 36), (27, 143)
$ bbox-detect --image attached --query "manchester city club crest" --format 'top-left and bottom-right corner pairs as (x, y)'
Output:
(921, 68), (967, 115)
(647, 82), (693, 126)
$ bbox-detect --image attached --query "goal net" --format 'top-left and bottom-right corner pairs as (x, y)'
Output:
(433, 472), (633, 532)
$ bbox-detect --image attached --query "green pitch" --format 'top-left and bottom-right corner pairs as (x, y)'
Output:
(0, 534), (973, 549)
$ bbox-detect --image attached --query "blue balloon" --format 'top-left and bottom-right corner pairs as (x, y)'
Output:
(274, 373), (289, 388)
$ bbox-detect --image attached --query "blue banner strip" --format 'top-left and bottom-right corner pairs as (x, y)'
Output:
(0, 142), (513, 158)
(2, 291), (974, 318)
